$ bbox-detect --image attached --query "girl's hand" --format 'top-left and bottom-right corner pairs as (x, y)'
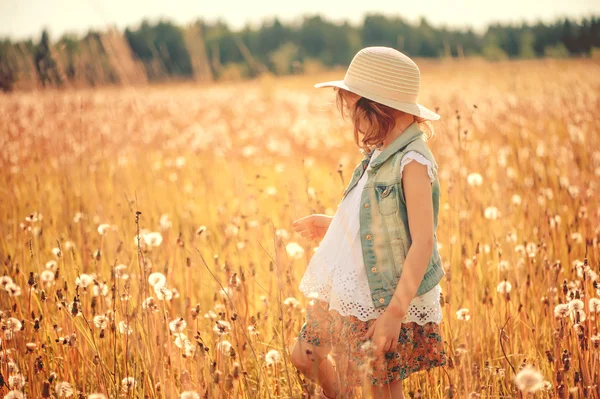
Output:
(363, 307), (404, 356)
(291, 214), (333, 242)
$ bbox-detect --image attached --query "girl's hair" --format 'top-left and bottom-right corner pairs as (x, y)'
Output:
(335, 88), (434, 152)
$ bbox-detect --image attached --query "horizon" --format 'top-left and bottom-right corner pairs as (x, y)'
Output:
(1, 0), (600, 41)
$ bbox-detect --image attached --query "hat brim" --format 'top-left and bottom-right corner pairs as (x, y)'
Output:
(314, 80), (440, 121)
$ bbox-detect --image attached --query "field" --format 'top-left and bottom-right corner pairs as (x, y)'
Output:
(1, 58), (599, 399)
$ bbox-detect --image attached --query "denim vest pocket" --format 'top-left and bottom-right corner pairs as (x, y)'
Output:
(375, 183), (398, 216)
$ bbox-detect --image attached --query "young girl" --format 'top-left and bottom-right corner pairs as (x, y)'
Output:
(290, 47), (446, 399)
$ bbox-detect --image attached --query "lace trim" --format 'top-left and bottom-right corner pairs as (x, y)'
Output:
(400, 151), (436, 182)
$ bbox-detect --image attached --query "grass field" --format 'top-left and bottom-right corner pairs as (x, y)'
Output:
(1, 58), (599, 399)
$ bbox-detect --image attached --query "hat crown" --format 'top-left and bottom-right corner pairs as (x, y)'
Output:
(343, 47), (421, 105)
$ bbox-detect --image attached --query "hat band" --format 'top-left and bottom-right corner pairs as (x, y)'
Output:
(343, 74), (418, 104)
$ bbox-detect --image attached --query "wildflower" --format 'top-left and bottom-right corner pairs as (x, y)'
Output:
(456, 308), (471, 321)
(93, 283), (109, 297)
(225, 224), (239, 237)
(40, 270), (55, 283)
(148, 272), (166, 288)
(45, 260), (57, 269)
(114, 264), (128, 278)
(247, 325), (259, 335)
(7, 317), (23, 332)
(283, 297), (300, 308)
(55, 381), (74, 397)
(554, 304), (569, 318)
(467, 173), (483, 186)
(121, 377), (137, 393)
(76, 274), (95, 288)
(88, 394), (107, 399)
(511, 194), (522, 205)
(97, 224), (111, 235)
(498, 261), (510, 272)
(169, 318), (187, 333)
(4, 391), (25, 399)
(265, 186), (278, 196)
(514, 365), (545, 393)
(265, 349), (281, 365)
(496, 280), (512, 294)
(526, 242), (537, 257)
(275, 229), (290, 240)
(73, 212), (83, 223)
(204, 310), (217, 320)
(93, 315), (109, 329)
(52, 247), (62, 257)
(159, 214), (172, 230)
(194, 226), (207, 238)
(568, 299), (584, 311)
(484, 206), (499, 220)
(143, 232), (163, 247)
(0, 275), (13, 287)
(589, 298), (600, 313)
(8, 374), (25, 389)
(6, 283), (22, 297)
(118, 321), (132, 335)
(213, 320), (231, 335)
(217, 340), (232, 354)
(286, 242), (305, 259)
(154, 285), (173, 301)
(181, 392), (200, 399)
(142, 297), (159, 312)
(219, 286), (233, 300)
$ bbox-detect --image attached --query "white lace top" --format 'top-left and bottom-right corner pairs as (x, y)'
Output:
(298, 150), (443, 324)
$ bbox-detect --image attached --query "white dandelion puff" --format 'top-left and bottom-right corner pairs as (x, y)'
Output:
(148, 272), (166, 287)
(496, 280), (512, 294)
(121, 377), (137, 393)
(55, 381), (74, 397)
(467, 173), (483, 186)
(456, 308), (471, 321)
(169, 318), (187, 333)
(286, 242), (305, 259)
(484, 206), (499, 220)
(97, 224), (111, 235)
(514, 365), (545, 393)
(265, 349), (281, 365)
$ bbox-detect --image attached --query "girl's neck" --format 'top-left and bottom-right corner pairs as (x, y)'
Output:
(378, 115), (416, 151)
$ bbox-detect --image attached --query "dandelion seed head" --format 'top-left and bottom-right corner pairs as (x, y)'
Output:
(265, 349), (281, 365)
(285, 242), (304, 259)
(40, 270), (55, 283)
(554, 304), (569, 318)
(514, 365), (545, 393)
(148, 272), (166, 288)
(467, 173), (483, 186)
(121, 377), (137, 393)
(497, 280), (512, 294)
(213, 320), (231, 335)
(456, 308), (471, 321)
(283, 297), (300, 308)
(97, 224), (111, 235)
(55, 381), (74, 397)
(484, 206), (499, 220)
(169, 318), (187, 333)
(6, 283), (22, 297)
(8, 374), (25, 389)
(5, 390), (25, 399)
(181, 392), (200, 399)
(88, 394), (107, 399)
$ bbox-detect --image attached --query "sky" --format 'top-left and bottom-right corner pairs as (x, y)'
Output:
(1, 0), (599, 40)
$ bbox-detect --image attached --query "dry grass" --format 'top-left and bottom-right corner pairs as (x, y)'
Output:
(0, 58), (599, 399)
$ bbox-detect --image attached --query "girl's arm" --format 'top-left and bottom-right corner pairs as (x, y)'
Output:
(387, 161), (435, 318)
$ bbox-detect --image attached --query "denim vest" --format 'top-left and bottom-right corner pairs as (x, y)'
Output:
(340, 122), (444, 309)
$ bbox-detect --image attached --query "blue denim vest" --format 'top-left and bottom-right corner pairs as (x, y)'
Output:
(340, 122), (444, 309)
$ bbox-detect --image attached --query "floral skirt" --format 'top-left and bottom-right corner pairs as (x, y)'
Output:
(297, 299), (446, 389)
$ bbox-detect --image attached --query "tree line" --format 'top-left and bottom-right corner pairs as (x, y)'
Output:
(1, 13), (599, 92)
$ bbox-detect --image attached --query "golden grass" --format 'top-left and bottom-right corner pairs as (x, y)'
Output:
(0, 58), (599, 399)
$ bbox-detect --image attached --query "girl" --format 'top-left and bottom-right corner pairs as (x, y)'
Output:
(290, 47), (446, 399)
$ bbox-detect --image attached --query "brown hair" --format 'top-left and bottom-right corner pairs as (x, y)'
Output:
(335, 88), (433, 152)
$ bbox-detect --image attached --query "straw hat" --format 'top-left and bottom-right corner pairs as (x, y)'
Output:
(314, 46), (440, 121)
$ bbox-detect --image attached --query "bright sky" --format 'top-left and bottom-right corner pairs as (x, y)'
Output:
(1, 0), (599, 40)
